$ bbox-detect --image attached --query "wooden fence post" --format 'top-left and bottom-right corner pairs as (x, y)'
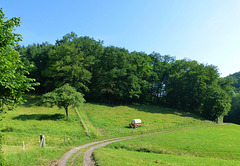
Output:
(23, 141), (25, 150)
(40, 135), (45, 147)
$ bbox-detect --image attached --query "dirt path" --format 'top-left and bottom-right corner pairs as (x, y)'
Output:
(83, 137), (136, 166)
(57, 125), (219, 166)
(56, 136), (136, 166)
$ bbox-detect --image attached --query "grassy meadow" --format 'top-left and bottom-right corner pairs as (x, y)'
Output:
(1, 95), (233, 165)
(81, 103), (215, 137)
(1, 95), (90, 166)
(94, 124), (240, 166)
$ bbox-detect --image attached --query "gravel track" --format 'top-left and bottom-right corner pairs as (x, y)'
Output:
(57, 136), (136, 166)
(57, 125), (214, 166)
(83, 137), (136, 166)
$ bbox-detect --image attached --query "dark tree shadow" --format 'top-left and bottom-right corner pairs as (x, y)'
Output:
(13, 113), (65, 121)
(128, 104), (207, 120)
(22, 95), (42, 107)
(86, 102), (207, 121)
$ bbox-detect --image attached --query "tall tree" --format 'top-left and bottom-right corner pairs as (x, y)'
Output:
(0, 8), (37, 165)
(164, 59), (232, 122)
(203, 81), (232, 123)
(16, 42), (53, 94)
(43, 33), (102, 93)
(0, 8), (37, 113)
(149, 52), (175, 103)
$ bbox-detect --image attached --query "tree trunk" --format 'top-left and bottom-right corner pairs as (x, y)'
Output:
(65, 107), (69, 117)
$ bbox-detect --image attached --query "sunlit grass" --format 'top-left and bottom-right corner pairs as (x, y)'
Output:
(82, 103), (214, 136)
(94, 147), (240, 166)
(94, 124), (240, 165)
(2, 95), (217, 165)
(2, 95), (89, 166)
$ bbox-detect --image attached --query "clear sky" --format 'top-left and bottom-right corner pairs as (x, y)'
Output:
(1, 0), (240, 77)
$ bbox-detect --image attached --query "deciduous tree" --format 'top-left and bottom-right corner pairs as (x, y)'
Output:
(42, 84), (85, 117)
(0, 8), (37, 165)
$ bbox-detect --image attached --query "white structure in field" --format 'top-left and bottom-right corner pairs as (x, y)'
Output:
(131, 119), (142, 124)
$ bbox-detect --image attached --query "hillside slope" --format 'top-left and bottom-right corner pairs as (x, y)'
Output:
(2, 95), (214, 165)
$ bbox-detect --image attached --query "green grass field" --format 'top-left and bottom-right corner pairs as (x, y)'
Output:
(94, 124), (240, 166)
(2, 95), (91, 166)
(81, 103), (214, 137)
(1, 95), (236, 165)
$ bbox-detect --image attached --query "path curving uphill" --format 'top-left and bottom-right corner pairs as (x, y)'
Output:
(57, 126), (213, 166)
(57, 136), (137, 166)
(83, 137), (137, 166)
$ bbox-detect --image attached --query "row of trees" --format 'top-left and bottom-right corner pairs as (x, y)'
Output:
(1, 7), (234, 166)
(16, 32), (233, 122)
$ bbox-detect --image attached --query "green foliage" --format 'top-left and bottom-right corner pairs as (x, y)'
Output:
(16, 31), (233, 122)
(42, 33), (103, 93)
(224, 72), (240, 124)
(227, 71), (240, 92)
(203, 82), (232, 123)
(0, 8), (38, 165)
(165, 59), (232, 122)
(0, 8), (37, 113)
(42, 84), (85, 116)
(225, 92), (240, 124)
(16, 42), (53, 93)
(0, 8), (22, 48)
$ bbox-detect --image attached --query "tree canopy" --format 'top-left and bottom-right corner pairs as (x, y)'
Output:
(0, 8), (38, 165)
(0, 8), (38, 114)
(224, 72), (240, 124)
(42, 84), (85, 117)
(17, 32), (233, 123)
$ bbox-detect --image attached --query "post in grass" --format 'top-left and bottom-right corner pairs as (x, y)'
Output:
(40, 135), (46, 147)
(23, 141), (25, 150)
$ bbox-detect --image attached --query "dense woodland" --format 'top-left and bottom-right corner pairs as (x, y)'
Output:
(224, 72), (240, 124)
(15, 32), (233, 123)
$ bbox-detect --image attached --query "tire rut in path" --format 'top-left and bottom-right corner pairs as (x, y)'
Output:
(57, 136), (136, 166)
(83, 137), (136, 166)
(58, 125), (216, 166)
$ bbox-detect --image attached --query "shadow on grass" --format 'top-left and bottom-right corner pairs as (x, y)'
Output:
(128, 104), (206, 120)
(22, 94), (42, 107)
(87, 102), (207, 121)
(13, 113), (65, 121)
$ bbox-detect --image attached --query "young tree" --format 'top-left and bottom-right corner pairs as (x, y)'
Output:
(42, 84), (85, 117)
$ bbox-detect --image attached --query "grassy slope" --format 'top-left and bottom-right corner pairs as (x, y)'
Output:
(94, 124), (240, 166)
(2, 95), (90, 166)
(2, 95), (218, 165)
(81, 103), (214, 137)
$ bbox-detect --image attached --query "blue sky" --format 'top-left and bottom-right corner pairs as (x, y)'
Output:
(1, 0), (240, 77)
